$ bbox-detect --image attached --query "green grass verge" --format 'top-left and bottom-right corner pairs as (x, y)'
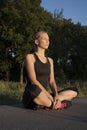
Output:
(0, 81), (25, 105)
(57, 81), (87, 98)
(0, 80), (87, 105)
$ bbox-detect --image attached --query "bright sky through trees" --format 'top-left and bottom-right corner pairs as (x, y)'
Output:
(41, 0), (87, 26)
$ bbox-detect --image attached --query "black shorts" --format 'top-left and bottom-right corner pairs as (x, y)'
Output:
(22, 85), (79, 109)
(22, 84), (42, 109)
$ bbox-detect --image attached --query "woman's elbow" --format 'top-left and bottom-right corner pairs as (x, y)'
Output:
(49, 80), (55, 86)
(30, 79), (38, 84)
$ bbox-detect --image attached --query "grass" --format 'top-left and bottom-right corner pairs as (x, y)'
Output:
(0, 80), (87, 105)
(0, 81), (25, 105)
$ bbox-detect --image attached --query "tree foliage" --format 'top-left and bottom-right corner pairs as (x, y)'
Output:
(0, 0), (87, 83)
(50, 19), (87, 81)
(0, 0), (52, 82)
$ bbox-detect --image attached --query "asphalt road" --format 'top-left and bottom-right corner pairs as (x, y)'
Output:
(0, 98), (87, 130)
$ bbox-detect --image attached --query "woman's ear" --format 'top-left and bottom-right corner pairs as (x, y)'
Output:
(35, 39), (38, 45)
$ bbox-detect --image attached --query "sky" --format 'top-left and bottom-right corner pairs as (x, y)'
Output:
(41, 0), (87, 26)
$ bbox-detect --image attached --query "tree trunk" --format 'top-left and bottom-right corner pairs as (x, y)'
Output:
(20, 62), (24, 84)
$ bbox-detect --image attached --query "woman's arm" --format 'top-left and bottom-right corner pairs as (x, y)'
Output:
(48, 58), (58, 94)
(48, 57), (60, 101)
(26, 54), (53, 101)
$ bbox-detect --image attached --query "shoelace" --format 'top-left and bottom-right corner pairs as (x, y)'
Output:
(58, 103), (67, 110)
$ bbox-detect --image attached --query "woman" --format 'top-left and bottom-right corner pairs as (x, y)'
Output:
(22, 31), (78, 110)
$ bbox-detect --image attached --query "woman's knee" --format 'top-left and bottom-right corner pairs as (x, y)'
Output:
(71, 90), (78, 98)
(58, 90), (78, 101)
(33, 91), (51, 107)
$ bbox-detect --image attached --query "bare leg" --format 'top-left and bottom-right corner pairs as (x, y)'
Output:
(33, 90), (78, 110)
(53, 90), (78, 109)
(33, 91), (52, 107)
(58, 90), (78, 101)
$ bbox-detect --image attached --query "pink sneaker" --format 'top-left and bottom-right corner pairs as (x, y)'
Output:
(58, 100), (72, 110)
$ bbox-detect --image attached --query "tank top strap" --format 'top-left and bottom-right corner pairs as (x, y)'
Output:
(47, 57), (50, 63)
(33, 53), (39, 61)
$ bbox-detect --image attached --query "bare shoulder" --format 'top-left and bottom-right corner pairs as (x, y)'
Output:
(26, 53), (35, 62)
(48, 57), (53, 64)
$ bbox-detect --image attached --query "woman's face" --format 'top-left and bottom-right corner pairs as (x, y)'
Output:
(36, 33), (50, 49)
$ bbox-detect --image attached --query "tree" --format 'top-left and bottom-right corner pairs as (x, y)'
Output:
(50, 16), (87, 81)
(0, 0), (53, 82)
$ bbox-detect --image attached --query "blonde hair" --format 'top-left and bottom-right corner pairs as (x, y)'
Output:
(35, 31), (48, 39)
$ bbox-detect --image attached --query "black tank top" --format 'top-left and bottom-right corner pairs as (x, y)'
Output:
(26, 53), (50, 90)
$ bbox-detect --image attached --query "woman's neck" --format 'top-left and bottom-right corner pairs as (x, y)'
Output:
(35, 49), (45, 58)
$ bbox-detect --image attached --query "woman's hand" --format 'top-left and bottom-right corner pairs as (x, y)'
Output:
(53, 93), (61, 109)
(54, 93), (59, 102)
(53, 99), (61, 109)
